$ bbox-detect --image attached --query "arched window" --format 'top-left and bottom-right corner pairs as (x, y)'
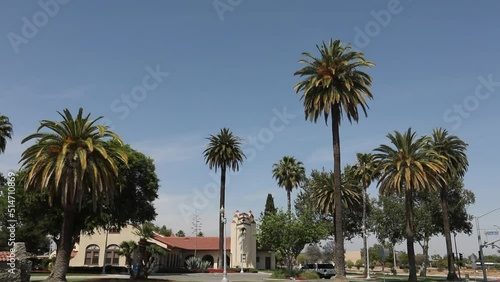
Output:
(85, 245), (100, 265)
(202, 254), (214, 267)
(105, 245), (120, 265)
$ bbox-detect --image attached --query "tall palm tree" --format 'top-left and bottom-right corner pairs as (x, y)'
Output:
(0, 114), (13, 154)
(428, 128), (468, 281)
(373, 128), (445, 282)
(354, 153), (380, 277)
(19, 108), (127, 282)
(272, 156), (306, 214)
(203, 128), (245, 269)
(294, 38), (374, 280)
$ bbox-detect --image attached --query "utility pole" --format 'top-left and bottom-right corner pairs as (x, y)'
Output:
(476, 207), (500, 282)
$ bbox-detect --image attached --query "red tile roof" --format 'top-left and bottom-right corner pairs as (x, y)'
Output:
(153, 235), (231, 251)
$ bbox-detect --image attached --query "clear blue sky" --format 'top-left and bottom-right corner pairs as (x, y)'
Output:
(1, 0), (499, 257)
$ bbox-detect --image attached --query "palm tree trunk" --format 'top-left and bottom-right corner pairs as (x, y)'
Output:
(405, 188), (417, 282)
(441, 185), (458, 281)
(45, 204), (76, 282)
(219, 166), (226, 269)
(331, 110), (346, 281)
(287, 189), (292, 215)
(363, 188), (368, 277)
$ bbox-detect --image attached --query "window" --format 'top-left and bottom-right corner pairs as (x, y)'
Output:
(256, 256), (260, 263)
(105, 245), (120, 265)
(85, 245), (100, 265)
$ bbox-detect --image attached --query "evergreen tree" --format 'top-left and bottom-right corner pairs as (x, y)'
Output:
(264, 193), (277, 215)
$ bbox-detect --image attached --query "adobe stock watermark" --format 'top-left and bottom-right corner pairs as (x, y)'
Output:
(100, 64), (170, 131)
(178, 106), (297, 223)
(2, 171), (17, 275)
(443, 74), (499, 130)
(7, 0), (71, 54)
(213, 0), (243, 21)
(352, 0), (410, 50)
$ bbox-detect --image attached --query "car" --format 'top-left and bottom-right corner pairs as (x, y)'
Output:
(301, 263), (336, 279)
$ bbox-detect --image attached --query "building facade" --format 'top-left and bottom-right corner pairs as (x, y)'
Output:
(70, 225), (140, 268)
(69, 210), (275, 271)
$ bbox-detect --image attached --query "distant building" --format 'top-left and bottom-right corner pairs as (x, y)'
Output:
(69, 210), (275, 271)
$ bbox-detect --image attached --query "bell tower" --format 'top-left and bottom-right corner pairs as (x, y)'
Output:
(230, 210), (256, 269)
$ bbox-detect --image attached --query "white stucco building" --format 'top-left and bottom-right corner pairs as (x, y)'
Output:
(69, 210), (275, 271)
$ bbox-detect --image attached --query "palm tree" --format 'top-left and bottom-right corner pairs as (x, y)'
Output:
(373, 128), (445, 282)
(132, 222), (156, 278)
(311, 166), (362, 215)
(0, 114), (13, 154)
(19, 108), (127, 282)
(294, 38), (374, 280)
(203, 128), (245, 269)
(428, 128), (468, 281)
(353, 153), (380, 277)
(272, 156), (306, 214)
(119, 240), (138, 277)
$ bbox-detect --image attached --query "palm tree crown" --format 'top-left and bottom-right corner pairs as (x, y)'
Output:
(354, 153), (380, 189)
(311, 167), (362, 215)
(20, 108), (128, 207)
(272, 156), (306, 213)
(374, 129), (446, 195)
(294, 39), (374, 125)
(428, 128), (468, 178)
(203, 128), (245, 173)
(0, 114), (13, 154)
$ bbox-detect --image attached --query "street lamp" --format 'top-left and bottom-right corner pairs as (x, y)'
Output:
(476, 207), (500, 282)
(362, 223), (371, 279)
(392, 249), (398, 275)
(220, 206), (229, 282)
(453, 232), (461, 279)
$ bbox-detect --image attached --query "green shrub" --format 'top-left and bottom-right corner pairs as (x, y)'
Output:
(300, 270), (320, 279)
(347, 260), (354, 269)
(270, 268), (301, 278)
(271, 269), (287, 278)
(355, 259), (364, 270)
(185, 257), (211, 272)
